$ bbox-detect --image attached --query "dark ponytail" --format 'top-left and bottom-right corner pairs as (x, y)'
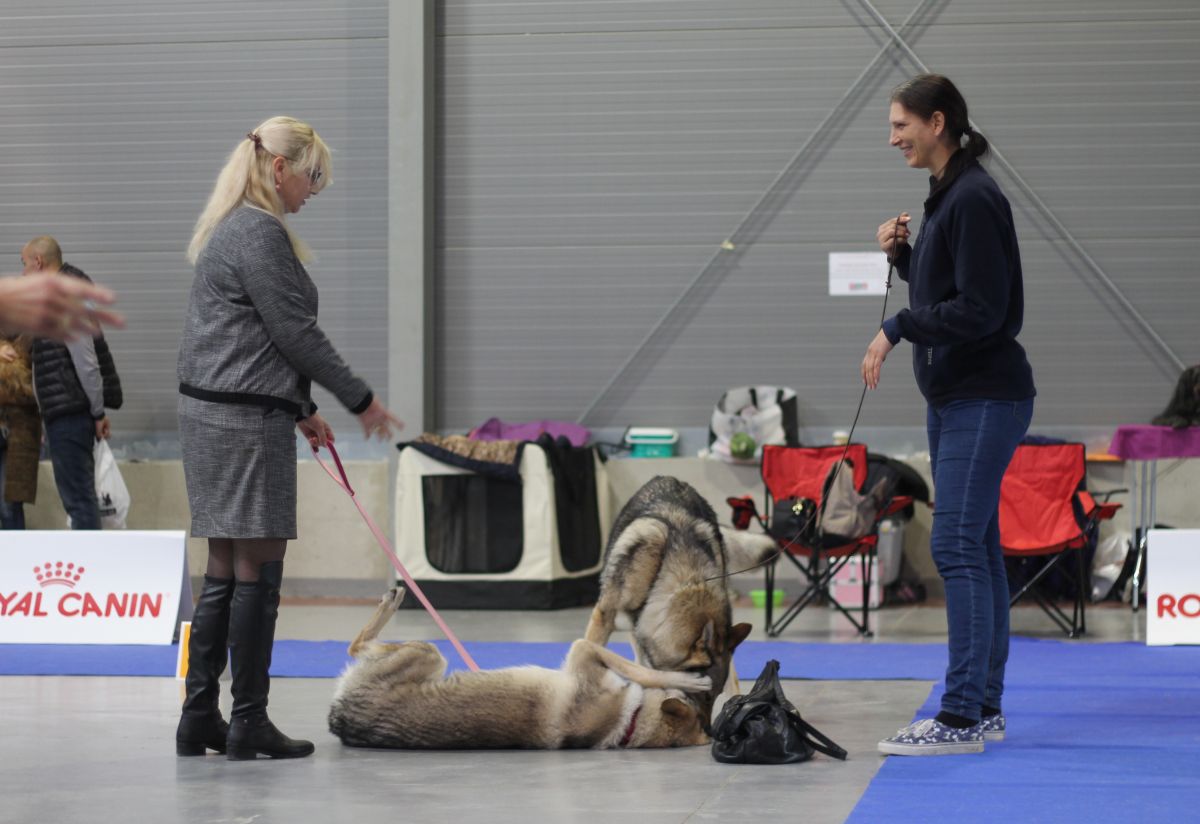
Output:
(891, 74), (988, 159)
(961, 124), (989, 160)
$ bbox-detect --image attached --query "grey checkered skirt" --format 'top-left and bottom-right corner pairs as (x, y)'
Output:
(178, 394), (297, 539)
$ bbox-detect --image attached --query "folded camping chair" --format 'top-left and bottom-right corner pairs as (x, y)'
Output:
(728, 444), (911, 638)
(999, 442), (1122, 638)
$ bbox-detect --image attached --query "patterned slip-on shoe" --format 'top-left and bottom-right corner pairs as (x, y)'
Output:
(878, 718), (985, 756)
(980, 714), (1006, 741)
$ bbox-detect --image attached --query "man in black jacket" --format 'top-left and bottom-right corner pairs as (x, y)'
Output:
(22, 236), (122, 529)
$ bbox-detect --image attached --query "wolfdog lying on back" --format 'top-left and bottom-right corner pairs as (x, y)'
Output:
(585, 476), (777, 724)
(328, 588), (712, 750)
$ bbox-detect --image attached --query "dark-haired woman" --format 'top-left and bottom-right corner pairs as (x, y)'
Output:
(862, 74), (1035, 756)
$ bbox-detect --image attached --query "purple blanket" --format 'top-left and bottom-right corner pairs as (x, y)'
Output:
(469, 417), (590, 447)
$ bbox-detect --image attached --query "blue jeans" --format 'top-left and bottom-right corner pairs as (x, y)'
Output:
(927, 397), (1034, 721)
(45, 412), (101, 530)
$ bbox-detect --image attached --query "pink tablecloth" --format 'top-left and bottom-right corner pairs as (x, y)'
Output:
(1108, 425), (1200, 461)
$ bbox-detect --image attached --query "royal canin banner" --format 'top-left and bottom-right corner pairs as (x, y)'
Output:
(0, 531), (188, 645)
(1147, 529), (1200, 647)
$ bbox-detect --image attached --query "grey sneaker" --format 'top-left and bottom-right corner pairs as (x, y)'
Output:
(980, 714), (1006, 741)
(878, 718), (985, 756)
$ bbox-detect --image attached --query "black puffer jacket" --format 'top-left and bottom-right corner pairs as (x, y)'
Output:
(31, 263), (123, 423)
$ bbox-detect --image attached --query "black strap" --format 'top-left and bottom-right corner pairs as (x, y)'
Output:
(795, 716), (848, 761)
(178, 383), (301, 417)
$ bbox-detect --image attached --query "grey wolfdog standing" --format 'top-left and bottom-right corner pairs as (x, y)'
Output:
(328, 588), (713, 750)
(585, 476), (777, 725)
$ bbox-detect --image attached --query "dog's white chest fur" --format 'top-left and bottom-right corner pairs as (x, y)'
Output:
(596, 671), (644, 748)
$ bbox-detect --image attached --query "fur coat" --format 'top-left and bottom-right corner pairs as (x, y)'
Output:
(0, 335), (41, 504)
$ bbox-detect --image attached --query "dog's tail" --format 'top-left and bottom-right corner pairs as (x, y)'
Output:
(720, 528), (777, 569)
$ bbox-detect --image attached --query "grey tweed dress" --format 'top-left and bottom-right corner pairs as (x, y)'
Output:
(177, 207), (373, 539)
(178, 396), (299, 538)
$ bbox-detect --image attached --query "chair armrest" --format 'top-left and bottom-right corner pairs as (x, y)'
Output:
(1078, 490), (1123, 522)
(726, 496), (763, 531)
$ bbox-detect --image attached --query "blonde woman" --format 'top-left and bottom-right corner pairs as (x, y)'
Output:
(176, 117), (403, 761)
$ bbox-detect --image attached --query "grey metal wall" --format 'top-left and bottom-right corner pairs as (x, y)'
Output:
(0, 0), (388, 447)
(436, 0), (1200, 433)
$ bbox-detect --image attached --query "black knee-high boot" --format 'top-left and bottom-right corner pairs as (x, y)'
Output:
(225, 561), (314, 760)
(176, 575), (234, 755)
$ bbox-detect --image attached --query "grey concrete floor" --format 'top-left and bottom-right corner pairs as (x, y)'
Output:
(0, 601), (1145, 824)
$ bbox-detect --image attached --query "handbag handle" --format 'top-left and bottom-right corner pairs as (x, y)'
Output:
(794, 716), (848, 761)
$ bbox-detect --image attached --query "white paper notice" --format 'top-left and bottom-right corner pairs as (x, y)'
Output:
(829, 252), (889, 296)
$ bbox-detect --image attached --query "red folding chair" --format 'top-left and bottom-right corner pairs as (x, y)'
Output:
(999, 442), (1123, 638)
(728, 444), (911, 637)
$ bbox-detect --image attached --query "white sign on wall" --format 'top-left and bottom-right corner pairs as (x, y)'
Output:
(0, 531), (188, 645)
(828, 252), (889, 296)
(1146, 529), (1200, 646)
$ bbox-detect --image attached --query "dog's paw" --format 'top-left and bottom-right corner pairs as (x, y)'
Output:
(382, 587), (407, 609)
(670, 672), (712, 693)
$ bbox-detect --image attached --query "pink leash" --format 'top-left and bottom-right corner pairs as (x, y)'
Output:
(311, 442), (480, 672)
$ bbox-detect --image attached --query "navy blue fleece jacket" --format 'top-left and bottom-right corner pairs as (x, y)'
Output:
(881, 155), (1035, 406)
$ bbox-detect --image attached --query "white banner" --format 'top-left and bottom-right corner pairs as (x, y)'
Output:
(0, 531), (188, 645)
(828, 252), (889, 296)
(1147, 529), (1200, 646)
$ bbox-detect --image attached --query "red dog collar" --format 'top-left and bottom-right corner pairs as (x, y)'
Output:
(619, 706), (642, 748)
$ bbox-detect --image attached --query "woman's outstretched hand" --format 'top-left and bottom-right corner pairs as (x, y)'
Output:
(357, 397), (405, 441)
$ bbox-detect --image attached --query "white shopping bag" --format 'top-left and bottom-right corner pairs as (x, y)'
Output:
(94, 439), (130, 529)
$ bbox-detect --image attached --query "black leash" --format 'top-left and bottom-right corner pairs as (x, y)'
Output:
(710, 214), (904, 582)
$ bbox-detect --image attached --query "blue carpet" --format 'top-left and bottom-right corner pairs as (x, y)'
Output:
(3, 637), (1198, 685)
(847, 643), (1200, 823)
(0, 639), (945, 678)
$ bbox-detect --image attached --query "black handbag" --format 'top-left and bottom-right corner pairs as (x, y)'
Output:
(768, 497), (817, 545)
(711, 659), (847, 764)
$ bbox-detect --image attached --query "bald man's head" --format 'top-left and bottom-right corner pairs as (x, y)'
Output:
(21, 236), (63, 274)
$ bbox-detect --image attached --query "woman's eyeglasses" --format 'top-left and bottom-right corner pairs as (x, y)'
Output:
(285, 157), (323, 187)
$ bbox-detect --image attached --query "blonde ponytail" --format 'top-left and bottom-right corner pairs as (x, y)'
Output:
(187, 116), (332, 264)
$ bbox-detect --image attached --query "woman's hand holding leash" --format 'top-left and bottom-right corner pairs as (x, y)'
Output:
(297, 412), (335, 448)
(357, 396), (405, 441)
(876, 212), (910, 259)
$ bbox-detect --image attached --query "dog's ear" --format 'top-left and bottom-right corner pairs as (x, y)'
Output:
(727, 622), (753, 652)
(700, 619), (715, 649)
(660, 697), (695, 721)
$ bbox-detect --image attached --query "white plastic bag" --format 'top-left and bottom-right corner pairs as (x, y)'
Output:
(704, 385), (799, 463)
(94, 439), (130, 529)
(1090, 531), (1130, 602)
